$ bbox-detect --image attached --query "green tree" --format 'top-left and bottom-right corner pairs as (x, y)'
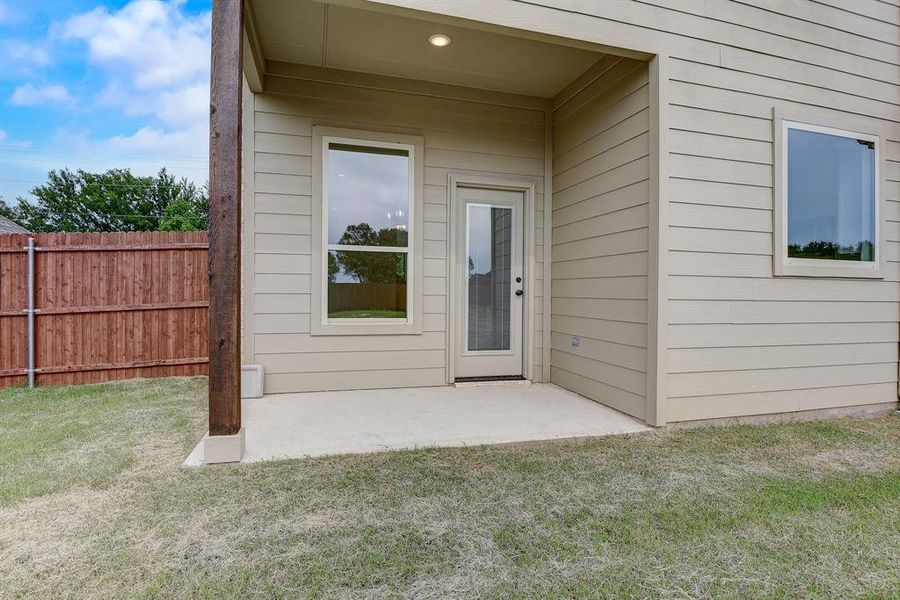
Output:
(159, 196), (209, 231)
(0, 198), (21, 223)
(2, 168), (208, 232)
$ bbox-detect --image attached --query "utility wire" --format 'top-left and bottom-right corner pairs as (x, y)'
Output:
(0, 180), (209, 188)
(1, 157), (208, 169)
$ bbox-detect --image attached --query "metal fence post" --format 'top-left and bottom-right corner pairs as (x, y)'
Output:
(24, 237), (35, 388)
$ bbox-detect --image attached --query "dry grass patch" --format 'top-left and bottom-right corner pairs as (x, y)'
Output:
(0, 377), (898, 598)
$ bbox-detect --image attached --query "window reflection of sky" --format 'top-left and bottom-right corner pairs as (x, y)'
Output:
(327, 145), (409, 245)
(788, 128), (875, 250)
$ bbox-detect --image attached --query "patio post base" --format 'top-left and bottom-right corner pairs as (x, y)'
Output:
(202, 427), (245, 464)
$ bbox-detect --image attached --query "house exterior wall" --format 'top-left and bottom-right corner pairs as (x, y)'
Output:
(373, 0), (900, 423)
(244, 70), (549, 394)
(550, 57), (651, 420)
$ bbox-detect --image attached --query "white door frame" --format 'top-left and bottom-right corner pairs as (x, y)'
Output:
(447, 174), (536, 383)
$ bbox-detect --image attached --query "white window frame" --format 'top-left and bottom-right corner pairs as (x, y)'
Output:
(310, 126), (424, 336)
(773, 109), (884, 279)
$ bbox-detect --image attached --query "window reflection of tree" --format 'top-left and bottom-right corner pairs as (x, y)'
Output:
(788, 240), (874, 261)
(330, 223), (408, 283)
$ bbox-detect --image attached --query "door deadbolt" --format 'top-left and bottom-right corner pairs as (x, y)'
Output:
(515, 276), (522, 283)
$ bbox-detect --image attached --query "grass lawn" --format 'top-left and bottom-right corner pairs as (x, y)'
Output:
(1, 377), (898, 599)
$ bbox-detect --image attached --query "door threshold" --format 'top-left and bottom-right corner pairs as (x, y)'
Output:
(454, 375), (530, 387)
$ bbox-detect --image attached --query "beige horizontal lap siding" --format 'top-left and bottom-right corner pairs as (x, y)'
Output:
(550, 58), (651, 420)
(249, 76), (546, 394)
(422, 0), (899, 422)
(666, 46), (900, 420)
(537, 0), (898, 422)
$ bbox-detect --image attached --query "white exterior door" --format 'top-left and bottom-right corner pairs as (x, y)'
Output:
(455, 186), (525, 379)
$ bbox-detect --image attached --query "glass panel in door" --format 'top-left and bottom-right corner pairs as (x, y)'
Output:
(466, 204), (513, 352)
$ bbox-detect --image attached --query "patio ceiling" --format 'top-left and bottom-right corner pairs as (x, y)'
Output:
(248, 0), (606, 97)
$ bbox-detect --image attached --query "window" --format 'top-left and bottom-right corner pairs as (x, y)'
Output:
(311, 127), (424, 335)
(774, 114), (882, 278)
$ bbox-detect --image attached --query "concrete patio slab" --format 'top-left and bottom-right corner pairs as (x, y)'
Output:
(185, 383), (651, 465)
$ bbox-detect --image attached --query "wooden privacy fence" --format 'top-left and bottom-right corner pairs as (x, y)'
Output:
(0, 231), (209, 388)
(328, 282), (407, 314)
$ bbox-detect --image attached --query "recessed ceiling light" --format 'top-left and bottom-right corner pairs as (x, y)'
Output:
(428, 34), (452, 47)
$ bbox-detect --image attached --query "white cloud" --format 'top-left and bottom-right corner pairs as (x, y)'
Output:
(95, 80), (208, 129)
(62, 0), (210, 90)
(55, 0), (211, 177)
(2, 126), (207, 196)
(155, 83), (209, 127)
(3, 40), (51, 68)
(0, 129), (31, 147)
(1, 40), (51, 79)
(3, 1), (212, 202)
(10, 83), (72, 106)
(105, 123), (208, 162)
(0, 1), (18, 25)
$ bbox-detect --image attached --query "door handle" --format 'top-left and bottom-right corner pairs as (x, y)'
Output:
(515, 289), (524, 296)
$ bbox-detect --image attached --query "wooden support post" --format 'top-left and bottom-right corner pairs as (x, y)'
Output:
(208, 0), (243, 437)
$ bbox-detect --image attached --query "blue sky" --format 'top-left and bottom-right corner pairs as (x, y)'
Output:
(0, 0), (212, 204)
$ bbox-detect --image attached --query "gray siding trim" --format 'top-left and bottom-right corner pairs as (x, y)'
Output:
(646, 53), (670, 426)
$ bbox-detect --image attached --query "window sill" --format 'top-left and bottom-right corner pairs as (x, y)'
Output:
(775, 259), (884, 279)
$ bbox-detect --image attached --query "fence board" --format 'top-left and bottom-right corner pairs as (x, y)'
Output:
(0, 231), (209, 388)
